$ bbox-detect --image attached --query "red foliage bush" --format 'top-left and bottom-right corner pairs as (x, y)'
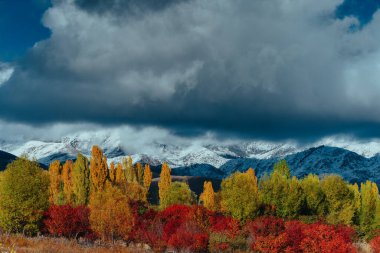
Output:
(43, 205), (91, 238)
(246, 218), (356, 253)
(370, 234), (380, 253)
(247, 216), (285, 237)
(300, 223), (356, 253)
(167, 221), (209, 252)
(209, 213), (241, 237)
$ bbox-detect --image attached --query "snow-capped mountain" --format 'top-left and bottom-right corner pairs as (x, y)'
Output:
(2, 130), (380, 185)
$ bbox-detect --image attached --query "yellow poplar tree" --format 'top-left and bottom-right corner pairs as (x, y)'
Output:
(90, 146), (109, 192)
(136, 162), (144, 185)
(158, 162), (172, 208)
(72, 153), (91, 206)
(48, 160), (62, 204)
(200, 181), (217, 211)
(143, 164), (152, 189)
(115, 162), (124, 183)
(124, 156), (136, 183)
(143, 164), (153, 200)
(109, 162), (116, 183)
(62, 160), (73, 204)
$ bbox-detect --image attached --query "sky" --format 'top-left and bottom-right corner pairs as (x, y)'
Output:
(1, 0), (380, 144)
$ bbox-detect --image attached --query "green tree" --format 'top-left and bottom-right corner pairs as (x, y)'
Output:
(301, 174), (326, 216)
(0, 158), (49, 235)
(260, 161), (290, 217)
(320, 175), (357, 225)
(160, 181), (195, 209)
(72, 153), (91, 206)
(273, 160), (290, 179)
(220, 169), (261, 221)
(360, 181), (379, 233)
(282, 176), (305, 218)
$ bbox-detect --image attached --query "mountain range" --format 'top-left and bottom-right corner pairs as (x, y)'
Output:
(1, 131), (380, 185)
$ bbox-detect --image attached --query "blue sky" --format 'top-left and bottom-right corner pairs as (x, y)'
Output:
(0, 0), (51, 61)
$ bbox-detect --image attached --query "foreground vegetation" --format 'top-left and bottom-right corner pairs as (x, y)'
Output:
(1, 146), (380, 252)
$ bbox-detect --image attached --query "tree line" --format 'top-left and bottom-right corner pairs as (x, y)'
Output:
(1, 145), (380, 252)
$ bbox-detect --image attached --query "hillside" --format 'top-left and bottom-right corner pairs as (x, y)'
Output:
(0, 150), (17, 171)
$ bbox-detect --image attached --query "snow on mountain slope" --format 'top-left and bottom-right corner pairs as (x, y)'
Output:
(2, 130), (380, 173)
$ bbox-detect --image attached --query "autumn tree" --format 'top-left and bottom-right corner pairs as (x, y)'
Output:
(321, 175), (357, 225)
(143, 164), (152, 200)
(90, 146), (108, 192)
(360, 181), (379, 233)
(0, 158), (49, 235)
(136, 162), (144, 185)
(89, 183), (133, 241)
(48, 160), (63, 205)
(220, 168), (261, 221)
(109, 162), (116, 183)
(143, 164), (152, 189)
(72, 153), (90, 206)
(124, 156), (136, 183)
(160, 182), (195, 209)
(62, 160), (74, 204)
(301, 174), (326, 215)
(115, 162), (124, 183)
(260, 161), (291, 217)
(282, 176), (305, 218)
(200, 181), (217, 211)
(159, 162), (172, 208)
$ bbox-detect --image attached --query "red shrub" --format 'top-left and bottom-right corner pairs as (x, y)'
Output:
(300, 223), (356, 253)
(247, 216), (285, 237)
(209, 213), (241, 237)
(159, 205), (192, 242)
(167, 221), (209, 252)
(283, 220), (305, 253)
(370, 234), (380, 253)
(43, 205), (91, 238)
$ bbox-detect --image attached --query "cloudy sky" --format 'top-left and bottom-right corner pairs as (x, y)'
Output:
(1, 0), (380, 144)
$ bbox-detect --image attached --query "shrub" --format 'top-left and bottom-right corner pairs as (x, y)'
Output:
(300, 223), (356, 253)
(43, 205), (91, 238)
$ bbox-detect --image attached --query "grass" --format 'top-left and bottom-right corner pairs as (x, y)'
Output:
(0, 235), (150, 253)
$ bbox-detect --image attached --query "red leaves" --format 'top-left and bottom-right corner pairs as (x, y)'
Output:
(300, 223), (356, 253)
(246, 217), (356, 253)
(43, 205), (91, 238)
(370, 234), (380, 253)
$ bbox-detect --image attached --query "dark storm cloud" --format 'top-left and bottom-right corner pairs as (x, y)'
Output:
(2, 0), (380, 140)
(74, 0), (188, 16)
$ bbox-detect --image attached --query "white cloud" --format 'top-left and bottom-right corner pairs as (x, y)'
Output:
(0, 63), (14, 87)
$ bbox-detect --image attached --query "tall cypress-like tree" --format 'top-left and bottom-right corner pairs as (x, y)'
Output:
(143, 164), (152, 189)
(109, 161), (116, 183)
(72, 153), (90, 206)
(158, 162), (172, 208)
(48, 160), (63, 205)
(136, 162), (144, 185)
(124, 156), (136, 183)
(360, 181), (378, 232)
(115, 162), (124, 183)
(62, 160), (74, 204)
(200, 181), (217, 211)
(90, 146), (109, 192)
